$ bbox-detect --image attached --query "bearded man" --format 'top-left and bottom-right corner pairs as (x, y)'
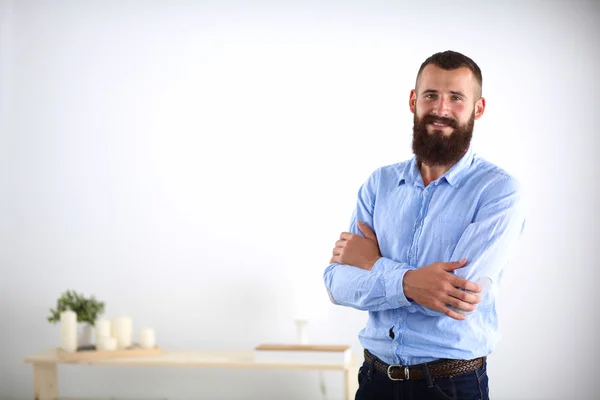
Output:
(324, 50), (526, 400)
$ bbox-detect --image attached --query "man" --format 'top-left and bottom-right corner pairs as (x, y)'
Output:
(323, 50), (526, 400)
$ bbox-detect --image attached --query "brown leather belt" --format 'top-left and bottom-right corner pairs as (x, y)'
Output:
(364, 349), (485, 381)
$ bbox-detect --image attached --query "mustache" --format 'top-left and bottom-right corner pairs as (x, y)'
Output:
(422, 114), (457, 129)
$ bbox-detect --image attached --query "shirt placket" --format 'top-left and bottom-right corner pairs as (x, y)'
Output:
(393, 185), (434, 365)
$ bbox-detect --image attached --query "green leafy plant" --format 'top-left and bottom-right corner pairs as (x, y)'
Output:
(47, 290), (105, 326)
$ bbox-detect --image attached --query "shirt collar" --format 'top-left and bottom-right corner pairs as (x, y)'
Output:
(398, 146), (475, 188)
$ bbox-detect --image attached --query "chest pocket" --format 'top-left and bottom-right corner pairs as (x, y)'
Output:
(432, 217), (464, 261)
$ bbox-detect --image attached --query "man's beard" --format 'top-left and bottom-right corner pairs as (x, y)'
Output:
(412, 111), (475, 166)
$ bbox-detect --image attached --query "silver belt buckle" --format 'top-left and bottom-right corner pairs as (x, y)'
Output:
(387, 364), (410, 381)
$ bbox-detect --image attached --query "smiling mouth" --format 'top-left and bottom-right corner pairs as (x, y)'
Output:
(429, 121), (451, 128)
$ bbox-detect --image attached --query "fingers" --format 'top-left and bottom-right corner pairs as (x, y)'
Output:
(330, 237), (346, 264)
(451, 276), (481, 293)
(432, 301), (466, 321)
(441, 258), (468, 271)
(330, 243), (341, 263)
(449, 288), (481, 305)
(331, 235), (350, 264)
(443, 308), (467, 321)
(340, 225), (378, 242)
(444, 293), (477, 313)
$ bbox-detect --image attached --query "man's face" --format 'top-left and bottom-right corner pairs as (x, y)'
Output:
(409, 64), (485, 166)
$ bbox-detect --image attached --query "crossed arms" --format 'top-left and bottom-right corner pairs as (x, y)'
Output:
(323, 175), (526, 320)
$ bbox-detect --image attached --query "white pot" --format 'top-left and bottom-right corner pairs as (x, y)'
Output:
(77, 323), (95, 348)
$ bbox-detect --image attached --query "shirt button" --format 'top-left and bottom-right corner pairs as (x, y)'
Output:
(408, 253), (413, 258)
(392, 341), (398, 347)
(415, 221), (421, 227)
(398, 318), (403, 323)
(423, 190), (429, 196)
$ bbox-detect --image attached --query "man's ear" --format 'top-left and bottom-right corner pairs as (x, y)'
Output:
(409, 89), (416, 114)
(474, 97), (486, 120)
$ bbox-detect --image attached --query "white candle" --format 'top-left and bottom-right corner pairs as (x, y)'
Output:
(94, 318), (111, 338)
(295, 317), (309, 345)
(138, 328), (155, 349)
(60, 310), (77, 352)
(111, 316), (133, 349)
(97, 335), (117, 351)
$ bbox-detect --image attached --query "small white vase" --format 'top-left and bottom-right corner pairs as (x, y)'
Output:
(295, 317), (309, 344)
(77, 323), (95, 348)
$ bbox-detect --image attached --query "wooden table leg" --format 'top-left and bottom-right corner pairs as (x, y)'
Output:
(344, 362), (359, 400)
(33, 363), (58, 400)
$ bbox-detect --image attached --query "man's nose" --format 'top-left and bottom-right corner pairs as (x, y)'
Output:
(431, 97), (449, 117)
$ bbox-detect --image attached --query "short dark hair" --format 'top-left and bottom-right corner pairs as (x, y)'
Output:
(416, 50), (483, 98)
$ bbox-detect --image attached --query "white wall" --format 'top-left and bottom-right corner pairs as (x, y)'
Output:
(1, 0), (598, 399)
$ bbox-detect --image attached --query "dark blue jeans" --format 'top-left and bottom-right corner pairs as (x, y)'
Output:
(355, 358), (489, 400)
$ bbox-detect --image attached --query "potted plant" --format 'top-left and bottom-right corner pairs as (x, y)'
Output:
(48, 290), (106, 348)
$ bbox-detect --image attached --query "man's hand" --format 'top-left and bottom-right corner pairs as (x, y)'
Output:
(330, 221), (381, 270)
(403, 259), (482, 320)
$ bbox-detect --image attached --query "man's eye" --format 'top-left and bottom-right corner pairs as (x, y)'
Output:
(425, 94), (436, 99)
(452, 96), (461, 101)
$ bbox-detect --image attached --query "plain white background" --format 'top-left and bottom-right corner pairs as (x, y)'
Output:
(0, 0), (598, 399)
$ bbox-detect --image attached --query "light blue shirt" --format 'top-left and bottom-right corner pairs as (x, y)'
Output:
(323, 146), (526, 365)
